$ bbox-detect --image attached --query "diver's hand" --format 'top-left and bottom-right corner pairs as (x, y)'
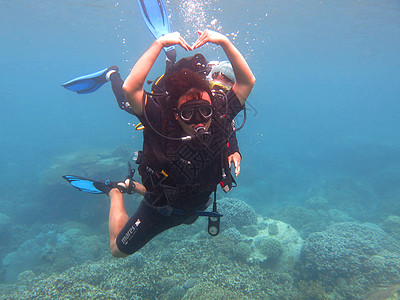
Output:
(192, 29), (229, 49)
(228, 152), (241, 177)
(157, 32), (192, 51)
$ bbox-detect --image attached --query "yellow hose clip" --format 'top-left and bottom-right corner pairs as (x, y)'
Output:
(135, 123), (145, 130)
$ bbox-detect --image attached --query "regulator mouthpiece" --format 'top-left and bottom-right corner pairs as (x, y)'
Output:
(194, 125), (211, 145)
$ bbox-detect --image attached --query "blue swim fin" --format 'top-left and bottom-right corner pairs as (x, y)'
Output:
(62, 68), (108, 94)
(138, 0), (176, 63)
(63, 175), (109, 194)
(63, 164), (137, 194)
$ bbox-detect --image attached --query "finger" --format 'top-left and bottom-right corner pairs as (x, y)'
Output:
(179, 36), (192, 51)
(179, 35), (193, 50)
(179, 41), (190, 51)
(234, 159), (241, 177)
(179, 35), (189, 45)
(235, 165), (240, 177)
(192, 38), (202, 49)
(180, 42), (191, 51)
(192, 38), (207, 49)
(192, 31), (208, 48)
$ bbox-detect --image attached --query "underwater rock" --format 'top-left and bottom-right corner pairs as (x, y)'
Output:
(300, 222), (400, 297)
(219, 197), (257, 229)
(249, 217), (303, 272)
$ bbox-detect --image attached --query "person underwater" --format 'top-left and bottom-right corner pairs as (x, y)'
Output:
(63, 29), (255, 257)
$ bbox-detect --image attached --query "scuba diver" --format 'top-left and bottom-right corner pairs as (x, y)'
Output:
(110, 29), (254, 257)
(63, 29), (255, 257)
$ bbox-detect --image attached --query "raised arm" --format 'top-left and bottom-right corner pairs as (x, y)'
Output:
(123, 32), (192, 115)
(193, 30), (255, 105)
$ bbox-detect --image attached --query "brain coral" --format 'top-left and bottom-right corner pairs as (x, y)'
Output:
(300, 222), (400, 288)
(218, 198), (257, 229)
(256, 237), (283, 260)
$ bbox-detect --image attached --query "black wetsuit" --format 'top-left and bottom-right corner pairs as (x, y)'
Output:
(109, 72), (243, 255)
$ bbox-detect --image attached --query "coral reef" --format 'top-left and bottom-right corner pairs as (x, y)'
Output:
(0, 214), (304, 299)
(272, 205), (353, 238)
(182, 282), (245, 299)
(314, 176), (377, 221)
(249, 217), (303, 272)
(366, 283), (400, 300)
(0, 213), (12, 260)
(212, 233), (252, 263)
(268, 221), (279, 235)
(239, 224), (259, 237)
(2, 224), (106, 282)
(255, 237), (283, 260)
(300, 222), (400, 298)
(0, 236), (299, 299)
(296, 280), (328, 300)
(218, 197), (258, 229)
(0, 213), (11, 229)
(381, 215), (400, 241)
(304, 196), (329, 210)
(166, 285), (186, 299)
(40, 145), (132, 186)
(28, 145), (141, 226)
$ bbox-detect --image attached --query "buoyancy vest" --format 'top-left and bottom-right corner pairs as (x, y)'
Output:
(137, 53), (236, 210)
(138, 93), (228, 210)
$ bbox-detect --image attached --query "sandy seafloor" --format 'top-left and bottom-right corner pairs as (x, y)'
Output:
(1, 0), (400, 299)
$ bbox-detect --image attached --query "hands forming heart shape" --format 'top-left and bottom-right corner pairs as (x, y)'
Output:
(158, 29), (229, 51)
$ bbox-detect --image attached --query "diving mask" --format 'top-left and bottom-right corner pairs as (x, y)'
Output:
(175, 99), (213, 125)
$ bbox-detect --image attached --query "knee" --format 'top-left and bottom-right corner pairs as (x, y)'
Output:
(110, 240), (129, 258)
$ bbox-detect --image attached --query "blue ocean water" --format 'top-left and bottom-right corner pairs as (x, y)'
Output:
(1, 0), (400, 298)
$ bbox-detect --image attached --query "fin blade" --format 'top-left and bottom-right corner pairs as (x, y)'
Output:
(138, 0), (170, 39)
(138, 0), (175, 60)
(63, 175), (105, 194)
(62, 68), (108, 94)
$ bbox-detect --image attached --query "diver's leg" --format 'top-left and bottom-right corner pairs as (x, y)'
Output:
(109, 71), (124, 107)
(108, 188), (130, 257)
(109, 70), (135, 115)
(115, 199), (186, 255)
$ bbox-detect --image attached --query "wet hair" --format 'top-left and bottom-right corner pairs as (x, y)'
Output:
(165, 68), (213, 108)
